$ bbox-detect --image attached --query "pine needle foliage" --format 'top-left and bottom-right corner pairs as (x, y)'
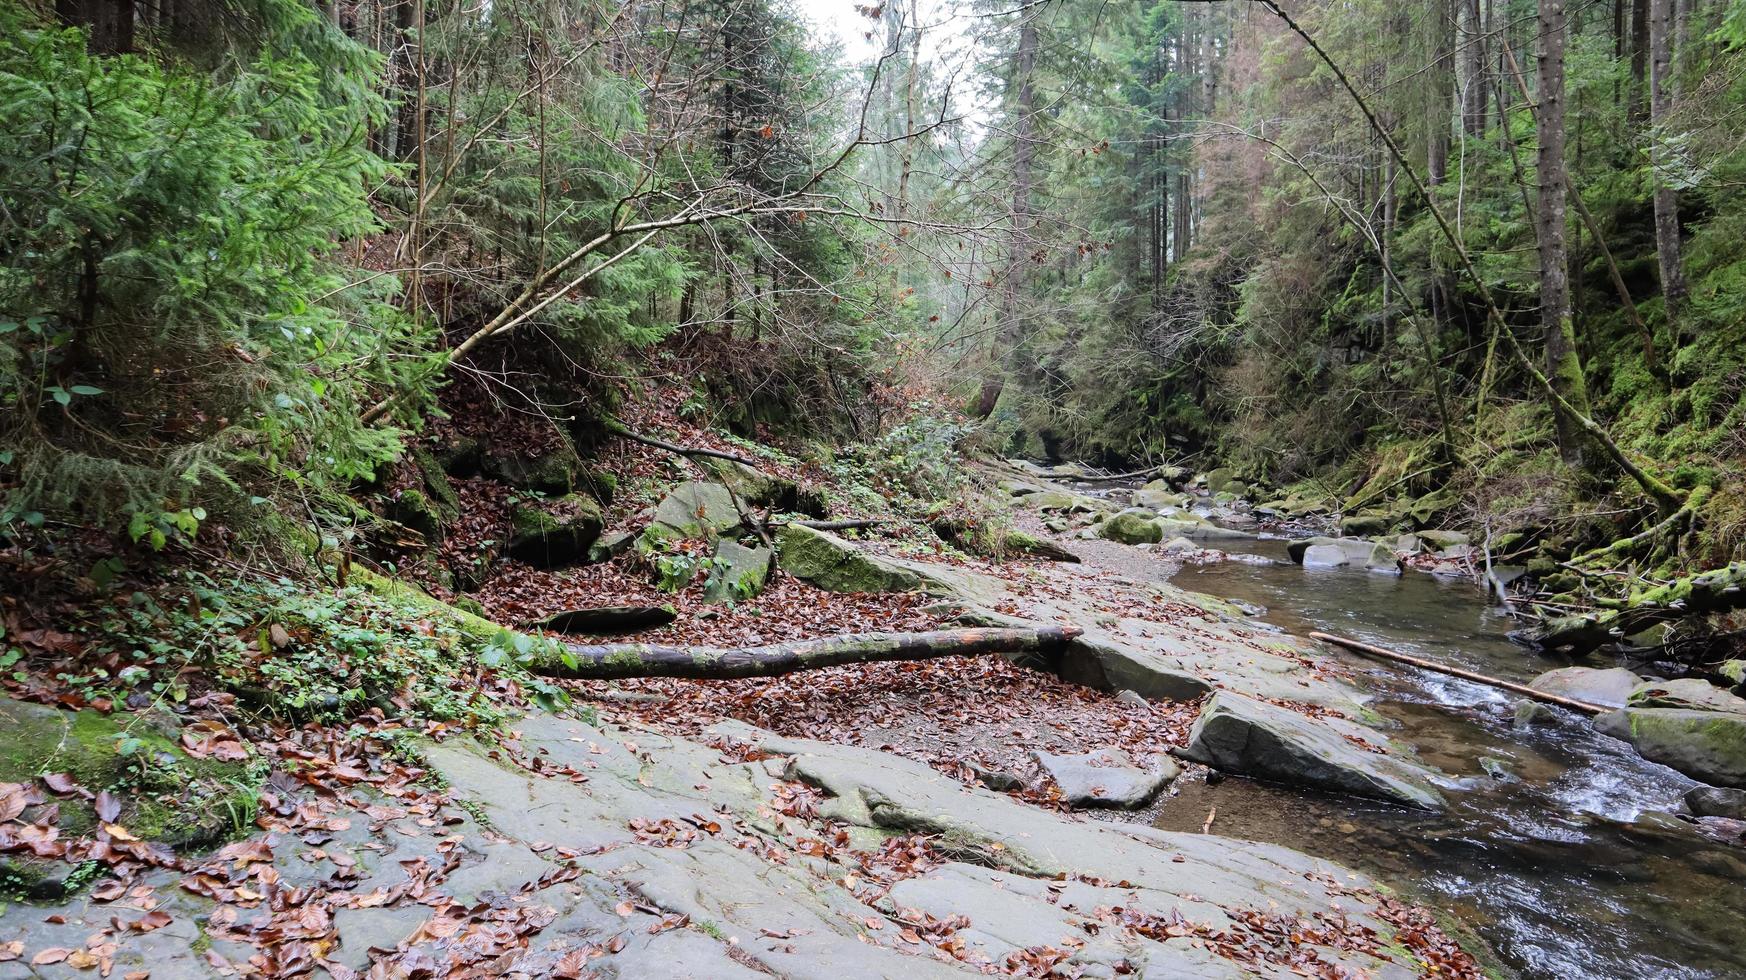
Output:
(0, 2), (432, 534)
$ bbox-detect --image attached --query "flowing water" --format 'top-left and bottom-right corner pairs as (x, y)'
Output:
(1153, 530), (1746, 979)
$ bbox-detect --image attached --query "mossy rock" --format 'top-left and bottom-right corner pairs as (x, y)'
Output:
(1097, 512), (1163, 545)
(652, 481), (743, 539)
(1405, 489), (1456, 526)
(507, 494), (604, 566)
(435, 437), (485, 477)
(1626, 678), (1746, 715)
(578, 468), (618, 505)
(1595, 708), (1746, 787)
(1203, 467), (1237, 493)
(699, 457), (798, 510)
(380, 449), (464, 547)
(776, 524), (920, 594)
(588, 530), (636, 563)
(386, 488), (446, 544)
(485, 443), (586, 495)
(1338, 511), (1395, 537)
(1003, 530), (1079, 563)
(703, 541), (774, 603)
(0, 697), (255, 897)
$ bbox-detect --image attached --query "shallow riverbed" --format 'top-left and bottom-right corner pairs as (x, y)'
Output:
(1159, 536), (1746, 979)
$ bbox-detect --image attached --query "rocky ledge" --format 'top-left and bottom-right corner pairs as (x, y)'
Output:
(0, 709), (1476, 978)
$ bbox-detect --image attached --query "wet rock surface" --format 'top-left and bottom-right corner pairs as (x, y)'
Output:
(1031, 746), (1179, 808)
(1177, 692), (1446, 810)
(0, 713), (1467, 979)
(1529, 666), (1642, 708)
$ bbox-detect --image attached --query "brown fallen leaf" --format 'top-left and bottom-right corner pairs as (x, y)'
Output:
(95, 790), (121, 824)
(90, 879), (126, 902)
(129, 910), (172, 933)
(0, 940), (22, 961)
(41, 773), (82, 795)
(32, 947), (73, 965)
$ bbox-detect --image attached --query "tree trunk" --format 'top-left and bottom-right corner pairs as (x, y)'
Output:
(1535, 0), (1593, 468)
(973, 12), (1040, 418)
(1460, 0), (1489, 136)
(1629, 0), (1649, 123)
(57, 0), (134, 53)
(1649, 0), (1689, 342)
(531, 627), (1082, 680)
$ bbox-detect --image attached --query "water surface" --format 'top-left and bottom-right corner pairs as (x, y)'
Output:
(1158, 536), (1746, 979)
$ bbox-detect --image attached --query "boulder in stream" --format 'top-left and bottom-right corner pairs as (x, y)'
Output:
(1177, 692), (1446, 809)
(1684, 786), (1746, 819)
(1528, 666), (1641, 708)
(1593, 708), (1746, 787)
(1626, 677), (1746, 715)
(1293, 537), (1400, 574)
(1031, 747), (1179, 808)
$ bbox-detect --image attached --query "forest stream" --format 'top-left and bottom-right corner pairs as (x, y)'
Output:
(1134, 514), (1746, 979)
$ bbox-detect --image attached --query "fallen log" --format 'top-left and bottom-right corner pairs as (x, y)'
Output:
(783, 518), (887, 532)
(533, 626), (1082, 680)
(1308, 631), (1609, 715)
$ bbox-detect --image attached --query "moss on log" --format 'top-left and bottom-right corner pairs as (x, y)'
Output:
(530, 626), (1083, 680)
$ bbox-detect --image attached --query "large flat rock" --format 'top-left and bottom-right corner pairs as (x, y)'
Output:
(1529, 666), (1641, 708)
(1178, 692), (1446, 809)
(1032, 746), (1178, 808)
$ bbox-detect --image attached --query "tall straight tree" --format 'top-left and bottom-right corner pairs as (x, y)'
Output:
(974, 5), (1041, 418)
(1648, 0), (1688, 340)
(1535, 0), (1593, 466)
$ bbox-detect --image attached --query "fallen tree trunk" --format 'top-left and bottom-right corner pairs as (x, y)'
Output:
(534, 626), (1082, 680)
(1309, 631), (1609, 715)
(784, 518), (886, 532)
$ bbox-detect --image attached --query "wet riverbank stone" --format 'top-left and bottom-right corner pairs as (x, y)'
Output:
(1031, 747), (1178, 808)
(1593, 708), (1746, 787)
(1528, 666), (1641, 708)
(1626, 677), (1746, 715)
(1684, 786), (1746, 819)
(1177, 692), (1446, 809)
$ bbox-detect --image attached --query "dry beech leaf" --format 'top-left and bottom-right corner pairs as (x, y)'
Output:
(32, 947), (73, 965)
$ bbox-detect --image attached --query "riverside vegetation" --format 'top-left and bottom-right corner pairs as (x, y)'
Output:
(2, 0), (1745, 976)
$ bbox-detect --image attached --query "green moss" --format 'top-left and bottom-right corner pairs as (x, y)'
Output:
(775, 524), (920, 593)
(352, 566), (505, 645)
(1097, 511), (1163, 545)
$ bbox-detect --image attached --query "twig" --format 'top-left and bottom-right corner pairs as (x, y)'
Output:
(1309, 631), (1609, 715)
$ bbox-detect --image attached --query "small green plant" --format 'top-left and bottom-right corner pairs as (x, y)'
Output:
(127, 507), (207, 551)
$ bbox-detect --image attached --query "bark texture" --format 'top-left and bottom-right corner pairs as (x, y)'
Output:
(1535, 0), (1594, 468)
(974, 12), (1040, 418)
(532, 626), (1083, 680)
(1648, 0), (1689, 340)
